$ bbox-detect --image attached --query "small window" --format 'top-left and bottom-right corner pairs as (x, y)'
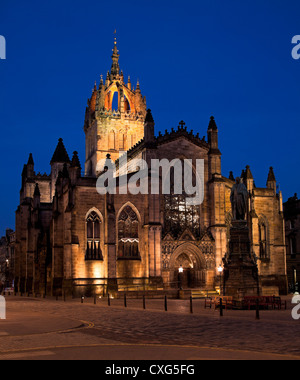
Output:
(259, 222), (267, 259)
(86, 211), (103, 260)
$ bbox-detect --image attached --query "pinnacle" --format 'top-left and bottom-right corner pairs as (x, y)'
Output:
(267, 166), (276, 182)
(51, 138), (70, 164)
(70, 151), (81, 169)
(208, 116), (218, 131)
(27, 153), (34, 166)
(145, 109), (154, 123)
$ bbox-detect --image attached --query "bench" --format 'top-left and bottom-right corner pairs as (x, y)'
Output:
(205, 296), (234, 310)
(243, 296), (286, 310)
(272, 296), (287, 310)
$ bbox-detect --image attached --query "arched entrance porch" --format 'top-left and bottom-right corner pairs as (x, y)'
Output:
(168, 243), (207, 289)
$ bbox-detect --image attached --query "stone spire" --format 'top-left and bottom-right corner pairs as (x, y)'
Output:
(267, 166), (276, 182)
(144, 109), (155, 144)
(69, 151), (81, 183)
(207, 116), (221, 177)
(245, 165), (253, 180)
(70, 151), (81, 169)
(27, 153), (34, 166)
(51, 138), (70, 164)
(208, 115), (218, 131)
(84, 36), (147, 174)
(245, 165), (254, 191)
(27, 153), (35, 178)
(267, 167), (276, 193)
(207, 116), (220, 152)
(110, 33), (120, 79)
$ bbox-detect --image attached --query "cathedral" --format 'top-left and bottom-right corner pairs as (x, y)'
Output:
(14, 38), (288, 297)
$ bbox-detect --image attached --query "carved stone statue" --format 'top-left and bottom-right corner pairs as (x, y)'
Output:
(230, 177), (248, 221)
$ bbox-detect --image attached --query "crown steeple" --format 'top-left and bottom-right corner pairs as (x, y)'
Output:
(84, 36), (147, 176)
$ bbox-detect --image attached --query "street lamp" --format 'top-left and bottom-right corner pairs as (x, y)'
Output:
(218, 265), (223, 295)
(178, 265), (183, 290)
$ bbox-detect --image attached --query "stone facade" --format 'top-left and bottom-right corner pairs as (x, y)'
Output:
(284, 194), (300, 293)
(0, 229), (15, 289)
(13, 39), (288, 297)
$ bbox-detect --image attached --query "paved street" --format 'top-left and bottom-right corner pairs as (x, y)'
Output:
(0, 295), (299, 360)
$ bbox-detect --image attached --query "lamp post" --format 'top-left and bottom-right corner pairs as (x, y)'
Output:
(5, 258), (9, 289)
(218, 265), (223, 295)
(178, 265), (183, 290)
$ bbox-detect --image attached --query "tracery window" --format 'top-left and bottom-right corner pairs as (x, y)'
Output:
(164, 165), (200, 239)
(118, 206), (140, 258)
(86, 211), (103, 260)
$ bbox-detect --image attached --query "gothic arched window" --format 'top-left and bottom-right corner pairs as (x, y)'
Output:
(164, 164), (200, 239)
(86, 211), (103, 260)
(118, 206), (140, 259)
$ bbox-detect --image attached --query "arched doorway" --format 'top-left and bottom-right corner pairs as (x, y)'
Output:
(174, 253), (194, 288)
(169, 243), (206, 289)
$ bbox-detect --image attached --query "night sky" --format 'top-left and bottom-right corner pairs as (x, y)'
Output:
(1, 0), (300, 236)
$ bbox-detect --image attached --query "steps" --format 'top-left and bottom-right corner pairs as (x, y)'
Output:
(191, 289), (220, 299)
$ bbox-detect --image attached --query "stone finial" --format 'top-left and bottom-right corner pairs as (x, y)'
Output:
(229, 171), (235, 181)
(208, 116), (218, 131)
(245, 165), (253, 180)
(27, 153), (34, 166)
(145, 109), (154, 123)
(70, 151), (81, 169)
(267, 167), (276, 182)
(51, 138), (70, 164)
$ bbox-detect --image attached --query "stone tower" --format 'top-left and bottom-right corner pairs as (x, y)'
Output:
(84, 36), (147, 176)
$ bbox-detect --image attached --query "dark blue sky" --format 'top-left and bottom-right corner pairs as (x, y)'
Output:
(1, 0), (300, 236)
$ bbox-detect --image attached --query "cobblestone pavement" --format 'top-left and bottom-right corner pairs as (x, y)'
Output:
(0, 296), (299, 360)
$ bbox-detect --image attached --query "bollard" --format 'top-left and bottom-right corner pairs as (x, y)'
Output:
(143, 295), (146, 310)
(164, 295), (168, 311)
(108, 294), (111, 306)
(81, 296), (84, 304)
(190, 296), (193, 314)
(256, 298), (260, 320)
(220, 298), (223, 317)
(64, 291), (66, 302)
(124, 294), (127, 308)
(94, 294), (97, 305)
